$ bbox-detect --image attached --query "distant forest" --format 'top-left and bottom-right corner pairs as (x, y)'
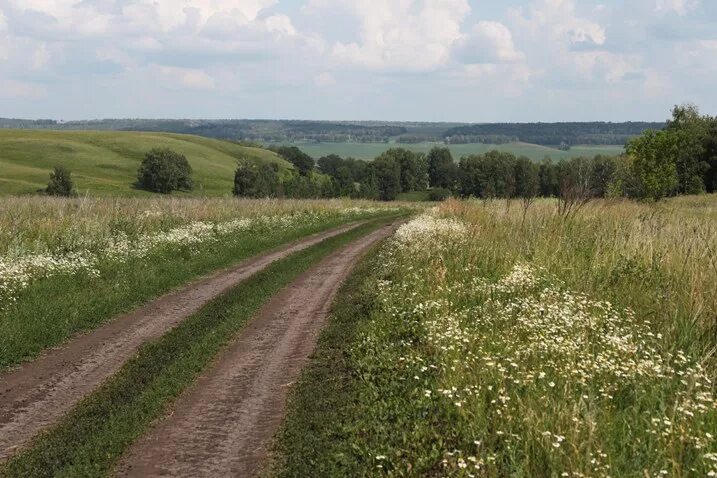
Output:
(0, 118), (664, 147)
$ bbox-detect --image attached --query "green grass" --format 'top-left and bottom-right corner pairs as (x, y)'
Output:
(270, 197), (717, 476)
(0, 217), (403, 478)
(0, 213), (380, 370)
(0, 130), (292, 196)
(396, 190), (431, 202)
(277, 141), (625, 161)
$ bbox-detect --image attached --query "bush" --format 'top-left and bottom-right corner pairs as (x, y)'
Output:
(427, 188), (451, 201)
(137, 148), (194, 194)
(46, 165), (76, 197)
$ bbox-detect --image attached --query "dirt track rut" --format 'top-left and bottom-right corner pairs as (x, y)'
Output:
(115, 222), (398, 477)
(0, 222), (363, 461)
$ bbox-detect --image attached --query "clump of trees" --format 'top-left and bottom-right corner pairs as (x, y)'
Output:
(234, 147), (431, 201)
(137, 148), (194, 194)
(46, 165), (76, 197)
(624, 104), (717, 199)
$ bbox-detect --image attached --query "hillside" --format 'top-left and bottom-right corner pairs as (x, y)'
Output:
(0, 130), (292, 196)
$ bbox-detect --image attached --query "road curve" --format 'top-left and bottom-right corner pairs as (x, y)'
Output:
(115, 222), (398, 478)
(0, 221), (364, 462)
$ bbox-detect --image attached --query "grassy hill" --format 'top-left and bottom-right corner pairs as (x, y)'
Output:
(0, 130), (293, 196)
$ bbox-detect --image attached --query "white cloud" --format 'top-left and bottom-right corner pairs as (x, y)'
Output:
(656, 0), (699, 16)
(155, 65), (216, 90)
(0, 79), (46, 98)
(264, 14), (296, 36)
(309, 0), (471, 71)
(511, 0), (606, 47)
(458, 21), (524, 64)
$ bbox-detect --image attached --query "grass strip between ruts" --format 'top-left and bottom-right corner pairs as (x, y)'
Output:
(0, 215), (403, 478)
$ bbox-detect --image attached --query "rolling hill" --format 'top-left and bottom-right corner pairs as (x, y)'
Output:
(0, 130), (293, 196)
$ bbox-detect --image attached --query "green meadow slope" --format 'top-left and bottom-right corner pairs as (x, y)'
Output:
(0, 130), (293, 196)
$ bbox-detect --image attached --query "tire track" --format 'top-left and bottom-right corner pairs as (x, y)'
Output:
(116, 222), (398, 477)
(0, 222), (364, 461)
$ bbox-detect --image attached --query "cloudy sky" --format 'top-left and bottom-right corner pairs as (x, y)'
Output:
(0, 0), (715, 121)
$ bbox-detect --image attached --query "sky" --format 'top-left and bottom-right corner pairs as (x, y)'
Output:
(0, 0), (715, 122)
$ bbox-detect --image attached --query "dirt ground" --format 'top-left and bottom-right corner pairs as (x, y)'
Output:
(115, 222), (398, 477)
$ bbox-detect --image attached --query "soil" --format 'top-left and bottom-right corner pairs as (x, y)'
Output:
(0, 222), (363, 461)
(115, 222), (398, 477)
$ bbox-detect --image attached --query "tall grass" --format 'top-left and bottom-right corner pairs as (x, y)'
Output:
(0, 196), (400, 256)
(275, 195), (717, 477)
(0, 197), (413, 369)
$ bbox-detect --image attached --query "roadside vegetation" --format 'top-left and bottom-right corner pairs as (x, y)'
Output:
(274, 196), (717, 477)
(0, 217), (404, 478)
(0, 197), (408, 369)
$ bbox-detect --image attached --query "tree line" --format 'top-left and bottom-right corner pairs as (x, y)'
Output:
(42, 104), (716, 203)
(443, 121), (664, 146)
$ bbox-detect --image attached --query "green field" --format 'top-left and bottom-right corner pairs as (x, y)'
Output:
(0, 130), (292, 196)
(280, 141), (625, 161)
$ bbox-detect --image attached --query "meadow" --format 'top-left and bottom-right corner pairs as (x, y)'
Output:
(0, 130), (292, 197)
(275, 195), (717, 477)
(0, 197), (406, 369)
(279, 141), (625, 161)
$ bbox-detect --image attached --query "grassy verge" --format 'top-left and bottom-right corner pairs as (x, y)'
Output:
(0, 216), (402, 478)
(0, 213), (385, 370)
(271, 198), (717, 477)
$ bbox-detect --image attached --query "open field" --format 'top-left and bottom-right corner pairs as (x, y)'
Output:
(274, 195), (717, 476)
(0, 130), (292, 197)
(278, 141), (626, 161)
(2, 193), (716, 476)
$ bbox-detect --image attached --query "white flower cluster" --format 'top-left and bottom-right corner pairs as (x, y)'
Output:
(358, 216), (717, 476)
(0, 207), (384, 309)
(393, 213), (468, 248)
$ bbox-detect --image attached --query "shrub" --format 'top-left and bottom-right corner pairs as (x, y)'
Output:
(137, 148), (194, 194)
(46, 165), (76, 197)
(427, 188), (451, 201)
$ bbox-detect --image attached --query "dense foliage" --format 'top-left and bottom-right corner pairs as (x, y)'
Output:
(444, 122), (664, 146)
(45, 165), (76, 197)
(136, 148), (194, 194)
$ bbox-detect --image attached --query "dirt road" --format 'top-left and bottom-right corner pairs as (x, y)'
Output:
(0, 222), (363, 461)
(116, 222), (397, 477)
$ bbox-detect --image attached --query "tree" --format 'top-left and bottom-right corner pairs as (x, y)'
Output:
(137, 148), (194, 194)
(233, 162), (258, 197)
(538, 158), (559, 197)
(666, 104), (710, 194)
(589, 155), (618, 197)
(46, 165), (76, 197)
(376, 148), (427, 192)
(626, 130), (679, 200)
(703, 121), (717, 193)
(275, 146), (315, 176)
(427, 147), (458, 189)
(369, 156), (402, 201)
